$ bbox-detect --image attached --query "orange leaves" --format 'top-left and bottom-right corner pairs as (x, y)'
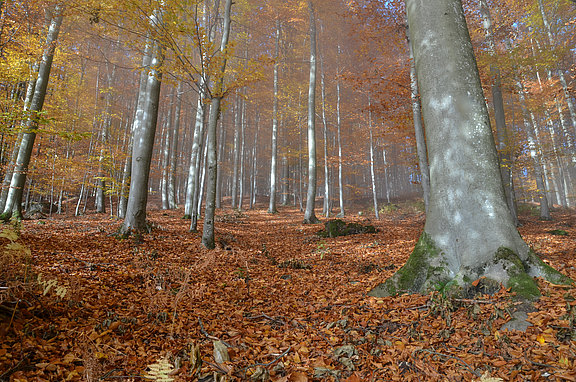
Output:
(1, 208), (575, 381)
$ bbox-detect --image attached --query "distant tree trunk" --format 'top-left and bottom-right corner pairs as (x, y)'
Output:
(303, 1), (319, 224)
(121, 10), (165, 234)
(368, 100), (379, 220)
(479, 0), (518, 225)
(370, 0), (569, 299)
(238, 98), (246, 210)
(336, 45), (345, 217)
(202, 0), (233, 249)
(320, 43), (330, 218)
(516, 80), (550, 220)
(231, 96), (240, 209)
(185, 94), (206, 227)
(1, 4), (63, 220)
(168, 82), (182, 209)
(160, 89), (174, 210)
(250, 113), (260, 209)
(268, 19), (281, 214)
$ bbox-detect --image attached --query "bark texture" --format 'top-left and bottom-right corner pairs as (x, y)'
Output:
(369, 0), (570, 300)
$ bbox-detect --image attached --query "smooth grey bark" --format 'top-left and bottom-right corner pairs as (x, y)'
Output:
(303, 1), (319, 224)
(238, 98), (246, 210)
(516, 80), (551, 220)
(479, 0), (518, 225)
(2, 5), (63, 220)
(368, 101), (379, 220)
(231, 96), (240, 208)
(0, 64), (38, 211)
(160, 89), (174, 210)
(202, 0), (233, 249)
(168, 82), (182, 209)
(320, 43), (330, 218)
(336, 46), (345, 217)
(268, 19), (281, 214)
(369, 0), (570, 300)
(185, 94), (206, 226)
(121, 10), (165, 234)
(406, 26), (430, 213)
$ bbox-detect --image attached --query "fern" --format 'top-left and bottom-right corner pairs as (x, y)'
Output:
(145, 356), (175, 382)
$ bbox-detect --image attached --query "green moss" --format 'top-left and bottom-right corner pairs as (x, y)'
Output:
(318, 219), (377, 238)
(526, 250), (573, 285)
(508, 273), (541, 300)
(368, 232), (450, 297)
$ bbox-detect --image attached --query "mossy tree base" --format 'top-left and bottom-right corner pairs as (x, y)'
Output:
(368, 232), (572, 301)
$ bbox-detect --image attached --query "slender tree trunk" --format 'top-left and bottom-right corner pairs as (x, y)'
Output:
(368, 102), (379, 220)
(303, 1), (319, 224)
(238, 97), (246, 210)
(320, 44), (330, 218)
(2, 4), (63, 220)
(121, 9), (165, 234)
(202, 0), (233, 249)
(336, 46), (345, 217)
(168, 82), (182, 209)
(479, 0), (518, 225)
(268, 19), (281, 214)
(516, 80), (550, 220)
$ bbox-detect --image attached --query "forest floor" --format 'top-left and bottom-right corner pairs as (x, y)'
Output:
(1, 202), (576, 382)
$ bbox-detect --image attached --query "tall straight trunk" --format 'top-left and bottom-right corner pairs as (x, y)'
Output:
(537, 0), (576, 135)
(382, 148), (391, 204)
(202, 0), (233, 249)
(185, 95), (206, 225)
(268, 19), (281, 213)
(368, 102), (379, 220)
(168, 82), (182, 209)
(231, 96), (240, 208)
(320, 45), (330, 217)
(336, 46), (345, 217)
(250, 113), (260, 208)
(406, 27), (430, 212)
(2, 4), (63, 220)
(121, 9), (165, 234)
(238, 97), (246, 210)
(216, 114), (225, 208)
(479, 0), (518, 225)
(516, 80), (550, 220)
(303, 1), (319, 224)
(160, 89), (174, 210)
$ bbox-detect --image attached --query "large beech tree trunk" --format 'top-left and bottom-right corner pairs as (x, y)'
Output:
(369, 0), (570, 300)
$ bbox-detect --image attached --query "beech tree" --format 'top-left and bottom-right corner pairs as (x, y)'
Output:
(120, 8), (165, 234)
(369, 0), (571, 300)
(303, 0), (319, 224)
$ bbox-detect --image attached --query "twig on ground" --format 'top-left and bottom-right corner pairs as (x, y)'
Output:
(245, 313), (286, 326)
(198, 318), (232, 347)
(413, 348), (481, 377)
(0, 354), (29, 380)
(237, 347), (291, 378)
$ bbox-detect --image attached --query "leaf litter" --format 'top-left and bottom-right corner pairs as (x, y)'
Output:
(0, 206), (575, 381)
